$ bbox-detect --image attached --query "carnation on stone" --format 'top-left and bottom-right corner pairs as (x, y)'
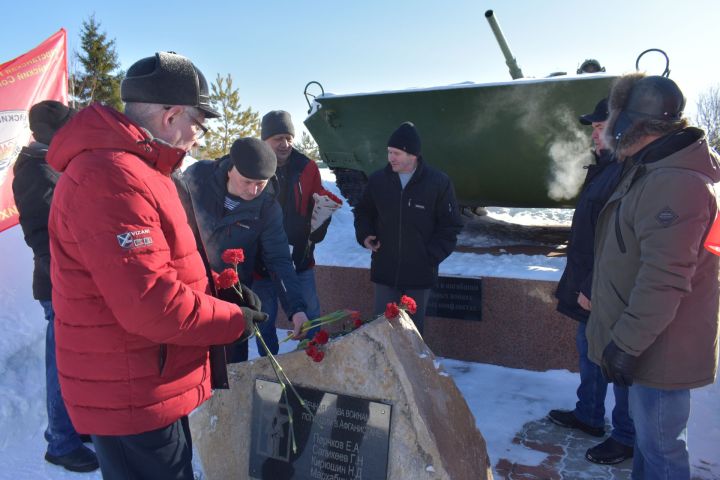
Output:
(385, 295), (417, 320)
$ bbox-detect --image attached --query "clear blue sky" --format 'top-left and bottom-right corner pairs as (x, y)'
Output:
(2, 0), (718, 136)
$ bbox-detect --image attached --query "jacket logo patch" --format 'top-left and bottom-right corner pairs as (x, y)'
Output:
(656, 207), (678, 227)
(117, 229), (153, 249)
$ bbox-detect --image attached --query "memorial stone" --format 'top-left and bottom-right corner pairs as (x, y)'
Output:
(190, 311), (493, 480)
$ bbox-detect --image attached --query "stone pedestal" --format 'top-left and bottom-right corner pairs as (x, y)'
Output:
(191, 312), (492, 480)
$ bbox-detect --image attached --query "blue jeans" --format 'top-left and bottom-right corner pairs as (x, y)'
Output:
(629, 384), (690, 480)
(40, 300), (82, 456)
(575, 322), (635, 446)
(253, 269), (322, 356)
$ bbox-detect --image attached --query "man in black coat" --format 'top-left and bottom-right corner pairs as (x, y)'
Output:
(353, 122), (463, 334)
(176, 137), (308, 362)
(548, 98), (635, 465)
(12, 101), (99, 472)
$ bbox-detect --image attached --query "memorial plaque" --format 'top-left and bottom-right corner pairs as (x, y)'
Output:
(426, 275), (482, 321)
(249, 378), (392, 480)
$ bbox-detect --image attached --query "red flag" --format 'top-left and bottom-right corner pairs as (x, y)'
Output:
(705, 214), (720, 256)
(0, 29), (67, 233)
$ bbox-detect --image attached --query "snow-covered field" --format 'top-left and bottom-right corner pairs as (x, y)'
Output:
(0, 169), (717, 479)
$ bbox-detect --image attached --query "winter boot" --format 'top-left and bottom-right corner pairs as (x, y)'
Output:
(44, 444), (99, 472)
(586, 437), (634, 465)
(548, 409), (605, 437)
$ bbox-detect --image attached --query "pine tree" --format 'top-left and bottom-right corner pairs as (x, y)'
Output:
(70, 15), (123, 110)
(200, 73), (260, 159)
(296, 131), (322, 163)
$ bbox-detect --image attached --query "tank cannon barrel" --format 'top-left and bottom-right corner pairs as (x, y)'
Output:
(484, 10), (524, 79)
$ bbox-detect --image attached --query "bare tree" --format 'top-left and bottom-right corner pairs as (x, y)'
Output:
(695, 85), (720, 152)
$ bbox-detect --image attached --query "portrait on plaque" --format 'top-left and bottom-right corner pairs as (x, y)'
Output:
(250, 379), (392, 480)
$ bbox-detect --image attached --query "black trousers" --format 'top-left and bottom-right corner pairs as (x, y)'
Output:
(91, 416), (194, 480)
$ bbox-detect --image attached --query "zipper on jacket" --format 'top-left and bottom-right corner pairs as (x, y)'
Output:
(612, 162), (648, 255)
(614, 201), (627, 254)
(394, 189), (405, 287)
(159, 344), (167, 375)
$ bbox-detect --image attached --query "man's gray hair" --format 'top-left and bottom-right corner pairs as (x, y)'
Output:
(123, 102), (166, 129)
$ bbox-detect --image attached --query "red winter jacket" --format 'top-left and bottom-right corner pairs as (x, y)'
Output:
(47, 104), (246, 435)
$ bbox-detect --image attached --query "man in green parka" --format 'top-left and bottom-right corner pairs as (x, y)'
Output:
(587, 73), (720, 480)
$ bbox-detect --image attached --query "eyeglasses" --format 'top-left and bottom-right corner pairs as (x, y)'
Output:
(185, 111), (209, 139)
(163, 106), (209, 139)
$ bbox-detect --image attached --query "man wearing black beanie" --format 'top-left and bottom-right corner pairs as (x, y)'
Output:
(12, 101), (99, 473)
(353, 122), (463, 335)
(251, 110), (339, 355)
(177, 137), (310, 362)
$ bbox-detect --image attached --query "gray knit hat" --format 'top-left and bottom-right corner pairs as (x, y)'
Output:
(261, 110), (295, 140)
(121, 52), (220, 118)
(230, 138), (277, 180)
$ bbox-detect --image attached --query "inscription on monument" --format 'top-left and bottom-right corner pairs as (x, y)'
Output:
(426, 275), (482, 321)
(250, 379), (391, 480)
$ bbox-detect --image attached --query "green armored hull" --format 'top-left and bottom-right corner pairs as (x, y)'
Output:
(304, 73), (616, 209)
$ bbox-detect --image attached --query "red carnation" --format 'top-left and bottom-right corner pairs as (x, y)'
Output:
(314, 329), (329, 345)
(215, 268), (239, 290)
(306, 344), (319, 357)
(400, 295), (417, 315)
(385, 302), (400, 320)
(312, 351), (325, 362)
(221, 248), (245, 265)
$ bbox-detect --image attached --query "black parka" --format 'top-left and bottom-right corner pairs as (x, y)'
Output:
(12, 142), (59, 301)
(555, 150), (623, 322)
(353, 159), (463, 289)
(176, 157), (307, 318)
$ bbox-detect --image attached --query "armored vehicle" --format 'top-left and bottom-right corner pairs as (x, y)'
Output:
(304, 10), (616, 209)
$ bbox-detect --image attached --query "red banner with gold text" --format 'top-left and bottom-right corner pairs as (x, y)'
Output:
(0, 29), (67, 233)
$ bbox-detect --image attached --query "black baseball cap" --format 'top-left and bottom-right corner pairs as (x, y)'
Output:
(579, 98), (609, 125)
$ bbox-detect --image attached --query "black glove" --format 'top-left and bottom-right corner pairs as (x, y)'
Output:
(239, 307), (268, 339)
(239, 283), (262, 311)
(601, 341), (637, 387)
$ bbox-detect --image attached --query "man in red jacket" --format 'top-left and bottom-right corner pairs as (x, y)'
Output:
(254, 110), (340, 354)
(47, 52), (267, 479)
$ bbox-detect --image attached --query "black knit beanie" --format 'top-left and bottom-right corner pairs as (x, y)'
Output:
(28, 100), (76, 145)
(230, 137), (277, 180)
(261, 110), (295, 140)
(387, 122), (421, 156)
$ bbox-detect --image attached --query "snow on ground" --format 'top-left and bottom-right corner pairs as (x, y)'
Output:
(0, 168), (717, 478)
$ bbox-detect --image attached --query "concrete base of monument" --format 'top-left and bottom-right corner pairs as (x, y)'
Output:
(276, 266), (578, 372)
(190, 311), (492, 480)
